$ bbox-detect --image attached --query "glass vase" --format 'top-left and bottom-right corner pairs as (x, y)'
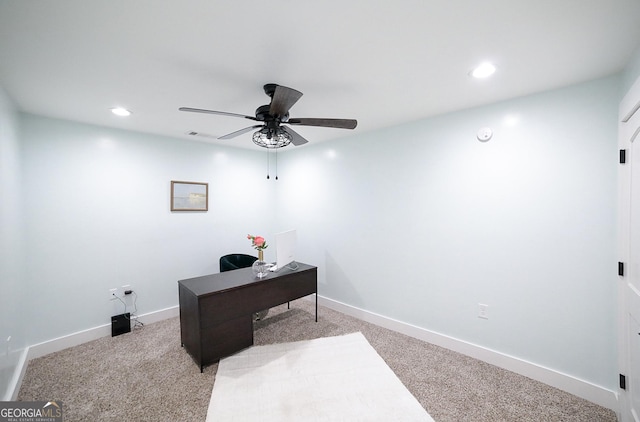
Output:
(252, 249), (269, 279)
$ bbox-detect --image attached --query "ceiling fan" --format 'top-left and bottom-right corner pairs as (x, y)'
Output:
(179, 83), (357, 148)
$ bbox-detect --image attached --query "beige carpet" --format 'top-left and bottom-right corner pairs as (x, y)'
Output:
(207, 332), (434, 421)
(17, 299), (617, 421)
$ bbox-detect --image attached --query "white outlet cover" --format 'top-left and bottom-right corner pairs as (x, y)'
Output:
(478, 303), (489, 319)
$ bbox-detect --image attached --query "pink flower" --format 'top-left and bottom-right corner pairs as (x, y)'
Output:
(247, 234), (268, 250)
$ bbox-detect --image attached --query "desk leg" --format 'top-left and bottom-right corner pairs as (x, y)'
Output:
(287, 301), (290, 309)
(315, 294), (318, 322)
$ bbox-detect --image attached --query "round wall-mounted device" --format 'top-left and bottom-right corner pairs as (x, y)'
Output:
(476, 127), (493, 142)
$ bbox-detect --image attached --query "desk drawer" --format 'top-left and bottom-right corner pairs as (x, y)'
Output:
(199, 289), (255, 328)
(250, 272), (317, 310)
(201, 315), (253, 364)
(198, 269), (316, 327)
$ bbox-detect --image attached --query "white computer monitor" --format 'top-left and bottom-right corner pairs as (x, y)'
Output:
(272, 229), (297, 271)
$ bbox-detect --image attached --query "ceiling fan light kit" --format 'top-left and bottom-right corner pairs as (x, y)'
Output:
(179, 84), (357, 149)
(252, 127), (292, 149)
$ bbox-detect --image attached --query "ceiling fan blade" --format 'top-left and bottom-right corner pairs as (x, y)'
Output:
(281, 126), (309, 146)
(179, 107), (257, 121)
(218, 125), (263, 140)
(269, 85), (303, 118)
(287, 118), (357, 130)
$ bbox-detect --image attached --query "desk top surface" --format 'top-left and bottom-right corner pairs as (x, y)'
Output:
(178, 262), (316, 297)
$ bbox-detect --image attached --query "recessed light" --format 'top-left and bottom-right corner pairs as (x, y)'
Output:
(470, 62), (496, 79)
(110, 107), (132, 117)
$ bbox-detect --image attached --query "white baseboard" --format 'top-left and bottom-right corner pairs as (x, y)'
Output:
(2, 348), (28, 401)
(27, 305), (179, 360)
(8, 306), (179, 400)
(8, 297), (620, 411)
(316, 295), (619, 412)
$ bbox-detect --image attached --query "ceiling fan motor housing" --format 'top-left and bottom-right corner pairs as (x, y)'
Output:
(263, 83), (278, 98)
(255, 104), (288, 122)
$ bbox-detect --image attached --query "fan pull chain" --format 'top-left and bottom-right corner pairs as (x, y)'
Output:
(265, 149), (280, 180)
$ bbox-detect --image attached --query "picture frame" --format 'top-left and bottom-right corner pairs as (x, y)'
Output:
(171, 181), (208, 211)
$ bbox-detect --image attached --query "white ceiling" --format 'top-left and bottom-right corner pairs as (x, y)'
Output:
(1, 0), (639, 150)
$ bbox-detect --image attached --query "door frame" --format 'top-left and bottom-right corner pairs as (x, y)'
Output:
(618, 74), (640, 422)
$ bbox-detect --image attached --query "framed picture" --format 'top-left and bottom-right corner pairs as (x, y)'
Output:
(171, 181), (208, 211)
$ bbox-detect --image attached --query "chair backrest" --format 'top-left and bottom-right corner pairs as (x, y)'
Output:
(219, 253), (258, 272)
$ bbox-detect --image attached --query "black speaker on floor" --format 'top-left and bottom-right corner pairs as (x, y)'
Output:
(111, 313), (131, 337)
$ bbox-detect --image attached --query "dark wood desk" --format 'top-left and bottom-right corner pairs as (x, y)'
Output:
(178, 262), (317, 371)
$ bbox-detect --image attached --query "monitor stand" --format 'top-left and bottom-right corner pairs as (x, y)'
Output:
(269, 261), (299, 272)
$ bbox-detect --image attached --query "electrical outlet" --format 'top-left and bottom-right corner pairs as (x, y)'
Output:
(121, 284), (132, 295)
(478, 303), (489, 319)
(5, 336), (10, 357)
(109, 288), (118, 300)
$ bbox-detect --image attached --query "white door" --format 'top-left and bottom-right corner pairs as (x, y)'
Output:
(619, 75), (640, 422)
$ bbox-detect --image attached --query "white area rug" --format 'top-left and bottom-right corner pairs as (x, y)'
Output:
(206, 332), (434, 421)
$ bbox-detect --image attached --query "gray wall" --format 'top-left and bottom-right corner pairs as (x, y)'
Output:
(18, 114), (278, 347)
(277, 76), (620, 390)
(623, 45), (640, 94)
(0, 87), (25, 399)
